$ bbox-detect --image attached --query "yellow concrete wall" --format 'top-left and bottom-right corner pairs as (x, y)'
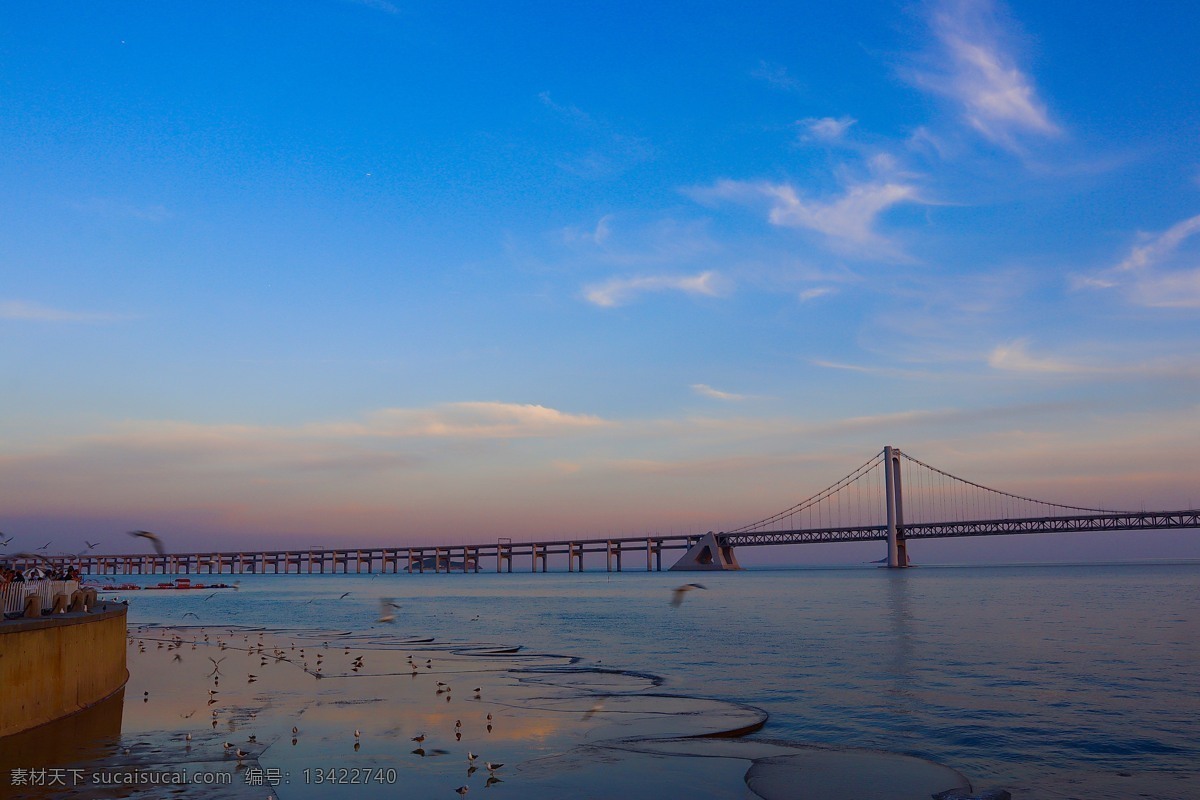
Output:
(0, 605), (128, 738)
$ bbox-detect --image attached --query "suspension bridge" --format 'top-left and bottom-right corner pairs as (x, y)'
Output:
(5, 446), (1197, 576)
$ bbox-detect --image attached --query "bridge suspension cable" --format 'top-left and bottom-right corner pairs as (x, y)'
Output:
(728, 452), (884, 533)
(727, 446), (1131, 536)
(896, 451), (1124, 523)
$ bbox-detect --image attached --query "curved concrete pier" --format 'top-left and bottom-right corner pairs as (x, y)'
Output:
(0, 603), (129, 738)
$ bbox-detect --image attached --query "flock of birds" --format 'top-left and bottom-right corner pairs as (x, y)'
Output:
(10, 525), (715, 796)
(3, 529), (163, 564)
(127, 626), (525, 796)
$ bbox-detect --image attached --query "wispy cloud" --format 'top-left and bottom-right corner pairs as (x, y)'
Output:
(0, 300), (126, 323)
(538, 92), (654, 179)
(687, 178), (920, 252)
(810, 359), (936, 380)
(562, 214), (613, 246)
(798, 287), (836, 302)
(356, 402), (610, 439)
(799, 116), (856, 141)
(1077, 213), (1200, 308)
(986, 338), (1200, 377)
(690, 384), (749, 401)
(583, 270), (722, 307)
(538, 91), (592, 126)
(914, 0), (1060, 150)
(750, 60), (804, 92)
(987, 339), (1094, 374)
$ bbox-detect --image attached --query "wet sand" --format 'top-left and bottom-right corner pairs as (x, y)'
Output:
(3, 622), (978, 799)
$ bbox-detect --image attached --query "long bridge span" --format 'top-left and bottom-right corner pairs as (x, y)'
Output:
(7, 446), (1198, 575)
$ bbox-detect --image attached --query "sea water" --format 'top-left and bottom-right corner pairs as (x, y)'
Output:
(102, 562), (1199, 798)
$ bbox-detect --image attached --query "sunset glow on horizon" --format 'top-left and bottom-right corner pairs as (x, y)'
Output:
(2, 1), (1198, 562)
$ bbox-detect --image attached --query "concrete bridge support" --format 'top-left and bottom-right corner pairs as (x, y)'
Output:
(606, 541), (622, 572)
(668, 531), (742, 571)
(884, 445), (909, 568)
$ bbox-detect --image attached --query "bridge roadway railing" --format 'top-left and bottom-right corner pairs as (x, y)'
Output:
(9, 510), (1197, 575)
(720, 510), (1200, 547)
(900, 510), (1200, 539)
(11, 534), (705, 575)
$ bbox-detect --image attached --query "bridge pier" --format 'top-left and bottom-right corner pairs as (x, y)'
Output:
(669, 531), (742, 571)
(606, 541), (622, 572)
(884, 445), (909, 568)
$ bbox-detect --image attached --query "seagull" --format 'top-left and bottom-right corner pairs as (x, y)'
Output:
(182, 612), (199, 619)
(37, 541), (52, 551)
(84, 540), (100, 550)
(671, 583), (707, 607)
(455, 787), (469, 797)
(339, 592), (352, 600)
(13, 552), (53, 564)
(485, 762), (504, 772)
(127, 530), (165, 556)
(467, 752), (478, 763)
(0, 535), (11, 547)
(377, 598), (400, 623)
(411, 734), (425, 744)
(582, 698), (606, 720)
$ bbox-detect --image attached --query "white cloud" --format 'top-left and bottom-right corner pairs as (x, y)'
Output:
(918, 0), (1060, 149)
(359, 402), (610, 439)
(987, 339), (1091, 374)
(688, 179), (920, 251)
(1078, 213), (1200, 308)
(690, 384), (748, 401)
(563, 214), (613, 245)
(798, 287), (836, 302)
(1114, 214), (1200, 273)
(584, 270), (722, 307)
(799, 116), (856, 141)
(0, 300), (125, 323)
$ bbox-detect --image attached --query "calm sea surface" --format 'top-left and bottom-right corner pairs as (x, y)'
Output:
(111, 562), (1199, 799)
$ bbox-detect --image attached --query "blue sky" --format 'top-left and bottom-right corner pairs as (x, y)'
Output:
(2, 0), (1198, 562)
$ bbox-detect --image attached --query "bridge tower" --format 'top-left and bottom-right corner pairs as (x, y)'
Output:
(884, 445), (908, 568)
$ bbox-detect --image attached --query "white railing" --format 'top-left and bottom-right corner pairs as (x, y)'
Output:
(1, 580), (80, 615)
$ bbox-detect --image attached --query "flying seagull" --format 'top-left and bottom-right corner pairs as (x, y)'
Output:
(378, 598), (401, 623)
(13, 552), (53, 564)
(0, 535), (12, 547)
(84, 540), (100, 550)
(671, 583), (707, 607)
(127, 530), (165, 556)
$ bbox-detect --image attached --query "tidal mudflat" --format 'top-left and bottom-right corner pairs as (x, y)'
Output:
(3, 621), (975, 799)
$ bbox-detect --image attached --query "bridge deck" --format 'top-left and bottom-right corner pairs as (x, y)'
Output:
(6, 510), (1196, 575)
